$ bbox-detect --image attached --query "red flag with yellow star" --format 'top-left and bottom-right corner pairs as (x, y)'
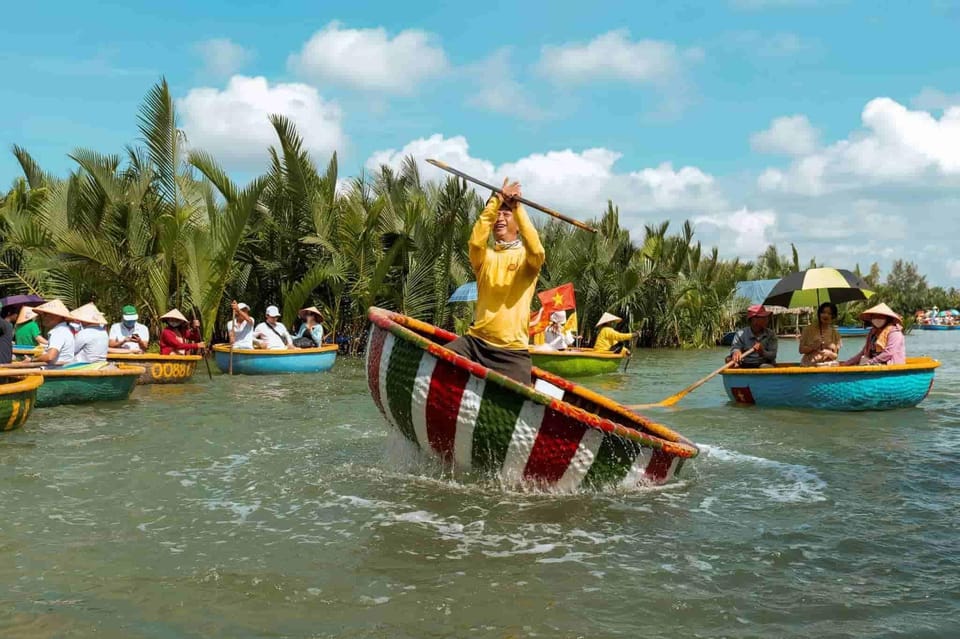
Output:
(529, 283), (576, 337)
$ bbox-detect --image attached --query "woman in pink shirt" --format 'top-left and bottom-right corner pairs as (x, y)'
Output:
(842, 303), (906, 366)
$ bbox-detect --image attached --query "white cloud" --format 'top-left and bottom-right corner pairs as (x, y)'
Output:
(178, 75), (344, 169)
(367, 134), (725, 220)
(911, 87), (960, 112)
(758, 98), (960, 194)
(194, 38), (252, 78)
(464, 48), (545, 121)
(537, 30), (701, 85)
(948, 259), (960, 279)
(751, 115), (819, 156)
(694, 207), (777, 255)
(287, 21), (448, 93)
(727, 31), (817, 58)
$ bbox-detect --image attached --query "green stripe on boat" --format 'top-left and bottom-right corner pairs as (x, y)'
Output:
(385, 336), (423, 443)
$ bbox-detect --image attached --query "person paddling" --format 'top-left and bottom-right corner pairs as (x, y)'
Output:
(445, 178), (545, 384)
(159, 309), (205, 355)
(727, 304), (778, 368)
(593, 313), (639, 353)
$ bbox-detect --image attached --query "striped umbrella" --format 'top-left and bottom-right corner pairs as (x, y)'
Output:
(762, 268), (875, 308)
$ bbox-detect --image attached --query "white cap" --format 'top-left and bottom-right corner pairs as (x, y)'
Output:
(237, 302), (250, 311)
(265, 305), (281, 317)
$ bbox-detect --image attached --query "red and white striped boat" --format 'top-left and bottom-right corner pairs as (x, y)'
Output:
(366, 307), (699, 491)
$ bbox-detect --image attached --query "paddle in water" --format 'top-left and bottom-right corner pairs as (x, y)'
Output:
(192, 309), (214, 380)
(426, 159), (598, 233)
(628, 343), (760, 409)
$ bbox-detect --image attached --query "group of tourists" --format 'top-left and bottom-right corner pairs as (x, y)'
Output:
(727, 302), (907, 369)
(225, 302), (325, 350)
(540, 310), (640, 353)
(2, 300), (207, 367)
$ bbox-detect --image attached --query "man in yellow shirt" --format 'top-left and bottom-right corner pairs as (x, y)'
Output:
(446, 178), (545, 383)
(593, 312), (640, 352)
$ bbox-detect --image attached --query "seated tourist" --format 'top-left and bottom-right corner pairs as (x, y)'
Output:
(841, 303), (905, 366)
(593, 313), (639, 352)
(799, 302), (841, 366)
(15, 306), (46, 348)
(727, 305), (778, 368)
(292, 306), (324, 348)
(253, 305), (293, 350)
(226, 301), (255, 349)
(108, 304), (149, 354)
(543, 310), (576, 350)
(71, 302), (109, 363)
(159, 309), (205, 355)
(30, 299), (77, 366)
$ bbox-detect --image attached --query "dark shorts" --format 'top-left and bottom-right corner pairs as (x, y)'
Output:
(444, 335), (532, 385)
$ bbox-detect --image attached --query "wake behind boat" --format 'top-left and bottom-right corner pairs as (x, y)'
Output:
(366, 307), (699, 491)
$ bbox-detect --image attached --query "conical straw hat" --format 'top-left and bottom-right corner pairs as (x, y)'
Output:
(33, 299), (78, 322)
(298, 306), (324, 320)
(595, 312), (622, 328)
(71, 302), (107, 325)
(15, 306), (36, 325)
(159, 308), (188, 323)
(859, 302), (902, 323)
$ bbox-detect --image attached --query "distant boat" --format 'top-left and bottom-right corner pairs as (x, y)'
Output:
(721, 357), (940, 411)
(107, 352), (202, 384)
(837, 326), (871, 337)
(212, 344), (338, 375)
(529, 347), (627, 377)
(919, 324), (957, 331)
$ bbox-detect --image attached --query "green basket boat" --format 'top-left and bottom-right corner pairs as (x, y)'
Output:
(0, 364), (145, 408)
(0, 375), (43, 432)
(529, 347), (627, 377)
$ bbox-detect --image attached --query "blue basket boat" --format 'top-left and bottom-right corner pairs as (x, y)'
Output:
(918, 324), (957, 331)
(212, 344), (338, 375)
(837, 326), (871, 337)
(720, 357), (940, 411)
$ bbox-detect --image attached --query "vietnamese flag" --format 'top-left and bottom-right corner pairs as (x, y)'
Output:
(529, 283), (576, 336)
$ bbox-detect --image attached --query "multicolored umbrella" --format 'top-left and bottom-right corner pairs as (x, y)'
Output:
(762, 268), (875, 308)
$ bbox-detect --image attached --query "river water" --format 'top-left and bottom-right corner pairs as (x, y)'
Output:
(2, 333), (957, 638)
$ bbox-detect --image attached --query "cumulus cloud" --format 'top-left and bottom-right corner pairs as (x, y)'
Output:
(367, 134), (725, 220)
(757, 98), (960, 194)
(194, 38), (252, 78)
(911, 87), (960, 112)
(464, 48), (545, 121)
(694, 207), (777, 255)
(287, 21), (448, 93)
(536, 30), (701, 85)
(751, 115), (819, 156)
(178, 75), (344, 169)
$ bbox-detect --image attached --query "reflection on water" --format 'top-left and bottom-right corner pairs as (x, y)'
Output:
(1, 332), (957, 638)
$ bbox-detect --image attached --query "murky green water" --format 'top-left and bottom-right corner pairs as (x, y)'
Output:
(2, 334), (958, 638)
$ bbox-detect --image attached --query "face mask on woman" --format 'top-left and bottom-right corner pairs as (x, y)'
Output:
(123, 320), (136, 329)
(871, 318), (886, 328)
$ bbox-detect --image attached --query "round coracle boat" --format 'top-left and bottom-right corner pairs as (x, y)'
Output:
(918, 324), (957, 331)
(212, 344), (338, 375)
(0, 375), (43, 432)
(528, 347), (627, 377)
(837, 326), (870, 337)
(13, 346), (43, 358)
(721, 357), (940, 411)
(107, 352), (202, 384)
(366, 307), (699, 491)
(0, 363), (144, 408)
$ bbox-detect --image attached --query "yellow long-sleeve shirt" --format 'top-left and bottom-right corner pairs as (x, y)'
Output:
(594, 326), (635, 352)
(467, 195), (546, 350)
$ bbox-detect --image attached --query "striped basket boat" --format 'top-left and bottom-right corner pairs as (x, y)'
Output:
(366, 307), (699, 491)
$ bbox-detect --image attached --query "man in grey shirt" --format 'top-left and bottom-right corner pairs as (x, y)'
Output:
(727, 304), (778, 368)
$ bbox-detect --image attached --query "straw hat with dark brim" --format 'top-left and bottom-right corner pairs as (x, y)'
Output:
(595, 312), (622, 328)
(15, 306), (37, 325)
(33, 299), (78, 322)
(859, 302), (902, 323)
(159, 309), (189, 323)
(298, 306), (324, 321)
(72, 302), (108, 326)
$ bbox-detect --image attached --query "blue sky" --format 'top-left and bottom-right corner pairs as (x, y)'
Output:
(3, 0), (960, 285)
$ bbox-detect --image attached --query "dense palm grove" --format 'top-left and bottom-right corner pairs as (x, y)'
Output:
(2, 81), (957, 349)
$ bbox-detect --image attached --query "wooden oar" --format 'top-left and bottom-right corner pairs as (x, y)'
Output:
(228, 312), (236, 376)
(426, 159), (598, 233)
(193, 310), (213, 381)
(628, 344), (760, 409)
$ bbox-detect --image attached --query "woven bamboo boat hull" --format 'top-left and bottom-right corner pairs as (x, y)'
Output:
(0, 364), (144, 408)
(721, 357), (940, 411)
(0, 375), (43, 432)
(529, 348), (626, 377)
(212, 344), (337, 375)
(107, 353), (201, 384)
(918, 324), (957, 331)
(366, 307), (699, 491)
(837, 326), (870, 337)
